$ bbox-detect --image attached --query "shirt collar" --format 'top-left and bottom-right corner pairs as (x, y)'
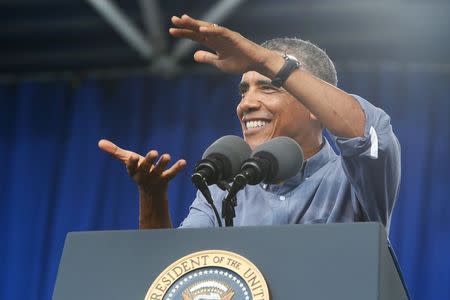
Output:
(261, 138), (337, 193)
(302, 138), (337, 179)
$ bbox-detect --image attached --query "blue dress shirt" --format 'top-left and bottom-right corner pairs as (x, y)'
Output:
(180, 95), (401, 232)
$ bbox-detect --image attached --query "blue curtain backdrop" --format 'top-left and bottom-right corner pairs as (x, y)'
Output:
(0, 68), (449, 299)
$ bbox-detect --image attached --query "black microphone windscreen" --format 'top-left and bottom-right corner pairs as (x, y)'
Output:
(202, 135), (252, 179)
(252, 136), (304, 183)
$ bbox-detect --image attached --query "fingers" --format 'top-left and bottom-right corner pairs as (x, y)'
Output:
(169, 28), (205, 44)
(171, 14), (212, 31)
(136, 152), (186, 183)
(98, 139), (121, 157)
(194, 50), (219, 65)
(182, 14), (213, 28)
(177, 14), (227, 37)
(170, 14), (226, 40)
(98, 139), (142, 163)
(138, 150), (159, 173)
(153, 154), (171, 175)
(126, 155), (140, 177)
(198, 24), (226, 35)
(163, 159), (187, 180)
(100, 138), (186, 182)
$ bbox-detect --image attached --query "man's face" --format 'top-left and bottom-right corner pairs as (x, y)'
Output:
(236, 71), (317, 150)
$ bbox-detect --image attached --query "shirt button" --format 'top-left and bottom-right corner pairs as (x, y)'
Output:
(279, 195), (286, 201)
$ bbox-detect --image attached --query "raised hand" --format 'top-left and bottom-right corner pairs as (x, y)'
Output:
(98, 139), (187, 228)
(98, 139), (187, 195)
(169, 14), (272, 75)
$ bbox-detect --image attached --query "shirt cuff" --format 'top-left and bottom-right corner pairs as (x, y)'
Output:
(334, 94), (378, 158)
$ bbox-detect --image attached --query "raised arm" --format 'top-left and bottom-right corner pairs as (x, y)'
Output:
(169, 15), (365, 138)
(98, 139), (186, 229)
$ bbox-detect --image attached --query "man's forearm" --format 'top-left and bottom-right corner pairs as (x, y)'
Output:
(261, 51), (366, 138)
(139, 189), (173, 229)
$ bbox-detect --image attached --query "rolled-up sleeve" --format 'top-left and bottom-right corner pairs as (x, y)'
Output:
(178, 190), (216, 228)
(333, 94), (401, 229)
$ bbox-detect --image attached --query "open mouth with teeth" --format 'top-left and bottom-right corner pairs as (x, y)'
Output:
(245, 119), (271, 130)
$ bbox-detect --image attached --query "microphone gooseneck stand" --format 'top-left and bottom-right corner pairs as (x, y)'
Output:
(217, 180), (238, 227)
(218, 161), (270, 227)
(191, 174), (223, 227)
(218, 174), (252, 227)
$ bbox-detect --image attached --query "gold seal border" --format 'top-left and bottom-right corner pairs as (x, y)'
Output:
(144, 249), (270, 300)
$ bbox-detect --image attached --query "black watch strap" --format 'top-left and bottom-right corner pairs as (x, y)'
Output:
(271, 53), (301, 88)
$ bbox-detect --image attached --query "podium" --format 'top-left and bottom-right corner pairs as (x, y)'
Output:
(53, 223), (408, 299)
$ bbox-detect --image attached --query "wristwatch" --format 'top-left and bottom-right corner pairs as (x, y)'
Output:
(271, 53), (301, 88)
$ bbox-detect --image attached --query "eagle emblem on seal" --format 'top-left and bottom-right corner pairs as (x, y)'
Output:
(182, 280), (235, 300)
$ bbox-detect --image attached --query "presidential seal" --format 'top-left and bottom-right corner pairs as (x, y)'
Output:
(144, 250), (270, 300)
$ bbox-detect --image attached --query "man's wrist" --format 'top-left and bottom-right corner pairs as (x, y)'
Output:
(271, 53), (301, 88)
(138, 184), (167, 198)
(139, 186), (171, 229)
(257, 51), (285, 79)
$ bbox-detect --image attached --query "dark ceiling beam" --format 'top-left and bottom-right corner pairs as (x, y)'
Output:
(235, 1), (450, 17)
(1, 17), (113, 36)
(171, 0), (247, 62)
(0, 47), (142, 67)
(1, 26), (446, 68)
(138, 0), (168, 55)
(86, 0), (154, 60)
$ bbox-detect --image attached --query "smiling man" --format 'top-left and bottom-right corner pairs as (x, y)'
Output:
(238, 69), (324, 158)
(99, 15), (401, 231)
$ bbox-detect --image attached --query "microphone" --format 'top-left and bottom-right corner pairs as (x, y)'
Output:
(192, 135), (252, 185)
(227, 136), (304, 197)
(191, 135), (252, 227)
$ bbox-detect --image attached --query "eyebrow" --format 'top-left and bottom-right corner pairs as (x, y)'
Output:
(238, 79), (276, 92)
(238, 81), (249, 93)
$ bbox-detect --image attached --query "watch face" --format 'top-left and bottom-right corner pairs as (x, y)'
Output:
(285, 54), (301, 66)
(271, 54), (300, 87)
(285, 54), (296, 60)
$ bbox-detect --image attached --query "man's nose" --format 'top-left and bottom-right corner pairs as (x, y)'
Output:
(238, 92), (261, 113)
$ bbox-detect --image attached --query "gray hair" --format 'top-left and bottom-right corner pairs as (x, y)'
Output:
(261, 37), (338, 86)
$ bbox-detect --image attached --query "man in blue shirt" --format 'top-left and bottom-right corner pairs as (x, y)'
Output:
(99, 15), (400, 231)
